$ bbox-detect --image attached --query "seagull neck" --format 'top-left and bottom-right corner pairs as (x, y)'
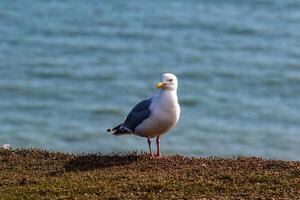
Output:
(157, 89), (178, 101)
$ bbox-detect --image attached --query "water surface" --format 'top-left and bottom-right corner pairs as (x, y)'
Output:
(0, 0), (299, 160)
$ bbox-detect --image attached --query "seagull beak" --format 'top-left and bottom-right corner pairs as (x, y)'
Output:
(156, 82), (166, 89)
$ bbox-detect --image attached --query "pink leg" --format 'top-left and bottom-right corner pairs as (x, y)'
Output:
(147, 137), (153, 157)
(156, 136), (160, 157)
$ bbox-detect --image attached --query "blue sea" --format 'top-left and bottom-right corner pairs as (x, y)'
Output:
(0, 0), (299, 160)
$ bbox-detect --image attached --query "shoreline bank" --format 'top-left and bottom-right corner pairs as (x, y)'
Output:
(0, 149), (299, 199)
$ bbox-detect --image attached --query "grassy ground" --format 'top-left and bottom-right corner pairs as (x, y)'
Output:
(0, 149), (299, 199)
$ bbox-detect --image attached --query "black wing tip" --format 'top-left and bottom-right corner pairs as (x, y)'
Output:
(107, 123), (123, 133)
(106, 128), (127, 135)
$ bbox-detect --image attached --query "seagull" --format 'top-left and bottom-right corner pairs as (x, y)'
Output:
(107, 73), (180, 158)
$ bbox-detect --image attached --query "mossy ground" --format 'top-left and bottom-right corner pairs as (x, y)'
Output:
(0, 149), (299, 199)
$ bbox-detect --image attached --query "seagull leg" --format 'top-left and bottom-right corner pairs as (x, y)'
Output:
(155, 136), (160, 157)
(147, 137), (154, 158)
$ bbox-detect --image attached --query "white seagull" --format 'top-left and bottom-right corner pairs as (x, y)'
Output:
(107, 73), (180, 158)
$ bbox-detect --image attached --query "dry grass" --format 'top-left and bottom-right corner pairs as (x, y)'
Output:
(0, 148), (299, 199)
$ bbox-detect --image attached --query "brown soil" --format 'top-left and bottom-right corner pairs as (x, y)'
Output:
(0, 149), (299, 199)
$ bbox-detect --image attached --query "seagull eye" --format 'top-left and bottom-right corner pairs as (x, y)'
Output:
(168, 79), (173, 82)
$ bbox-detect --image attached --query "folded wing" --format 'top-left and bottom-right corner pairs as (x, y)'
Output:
(107, 98), (152, 136)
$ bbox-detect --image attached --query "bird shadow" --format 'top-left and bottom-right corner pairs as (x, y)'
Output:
(64, 152), (142, 172)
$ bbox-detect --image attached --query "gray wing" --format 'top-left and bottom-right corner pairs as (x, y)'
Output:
(122, 98), (152, 132)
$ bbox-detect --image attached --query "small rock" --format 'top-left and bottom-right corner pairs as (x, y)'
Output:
(2, 144), (11, 150)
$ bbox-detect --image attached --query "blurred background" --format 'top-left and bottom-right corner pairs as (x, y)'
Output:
(0, 0), (299, 160)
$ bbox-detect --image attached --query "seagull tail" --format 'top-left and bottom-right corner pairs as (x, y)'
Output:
(107, 123), (123, 132)
(112, 129), (131, 136)
(107, 124), (132, 136)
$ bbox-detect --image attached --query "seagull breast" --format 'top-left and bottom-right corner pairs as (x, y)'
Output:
(135, 90), (180, 138)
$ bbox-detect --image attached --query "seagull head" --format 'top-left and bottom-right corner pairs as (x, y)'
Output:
(156, 73), (178, 91)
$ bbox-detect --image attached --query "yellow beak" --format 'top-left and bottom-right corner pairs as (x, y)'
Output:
(156, 82), (165, 89)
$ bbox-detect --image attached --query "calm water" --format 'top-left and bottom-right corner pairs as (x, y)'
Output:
(0, 0), (299, 160)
